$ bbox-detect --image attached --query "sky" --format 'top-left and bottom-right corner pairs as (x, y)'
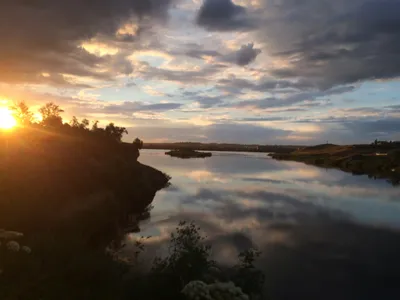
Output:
(1, 0), (400, 145)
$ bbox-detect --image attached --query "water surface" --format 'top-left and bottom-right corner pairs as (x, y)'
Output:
(139, 150), (400, 230)
(132, 150), (400, 299)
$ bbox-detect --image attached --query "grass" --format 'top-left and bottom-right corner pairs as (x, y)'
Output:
(270, 143), (400, 184)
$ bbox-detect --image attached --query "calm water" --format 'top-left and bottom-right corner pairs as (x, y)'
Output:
(131, 149), (400, 299)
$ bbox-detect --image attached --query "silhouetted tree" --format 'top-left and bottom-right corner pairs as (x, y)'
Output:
(105, 123), (128, 142)
(9, 101), (34, 126)
(91, 120), (99, 131)
(133, 138), (143, 150)
(39, 102), (64, 127)
(70, 117), (90, 130)
(70, 116), (80, 128)
(80, 118), (90, 130)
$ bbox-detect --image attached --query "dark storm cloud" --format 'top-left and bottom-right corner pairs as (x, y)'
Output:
(0, 0), (174, 85)
(221, 43), (262, 66)
(198, 0), (400, 88)
(196, 0), (254, 31)
(263, 0), (400, 88)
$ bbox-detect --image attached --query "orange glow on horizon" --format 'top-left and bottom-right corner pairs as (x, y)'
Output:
(0, 107), (17, 130)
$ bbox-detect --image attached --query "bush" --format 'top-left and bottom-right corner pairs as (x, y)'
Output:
(123, 221), (265, 300)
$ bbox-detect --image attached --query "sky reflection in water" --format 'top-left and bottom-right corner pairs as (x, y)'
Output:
(138, 150), (400, 231)
(130, 150), (400, 299)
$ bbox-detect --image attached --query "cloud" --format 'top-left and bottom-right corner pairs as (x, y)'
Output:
(182, 44), (222, 60)
(0, 0), (175, 85)
(205, 123), (292, 143)
(229, 85), (355, 109)
(343, 118), (400, 139)
(196, 0), (255, 31)
(180, 187), (346, 224)
(126, 122), (292, 143)
(291, 110), (400, 144)
(104, 101), (183, 114)
(217, 76), (316, 94)
(182, 91), (226, 108)
(259, 0), (400, 88)
(195, 96), (225, 108)
(197, 0), (400, 88)
(221, 43), (262, 66)
(135, 61), (227, 84)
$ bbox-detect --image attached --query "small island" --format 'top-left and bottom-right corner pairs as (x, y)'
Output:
(165, 149), (212, 159)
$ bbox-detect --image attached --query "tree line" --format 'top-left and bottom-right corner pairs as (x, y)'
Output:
(9, 101), (143, 147)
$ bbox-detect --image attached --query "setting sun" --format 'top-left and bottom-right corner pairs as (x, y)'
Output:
(0, 108), (17, 130)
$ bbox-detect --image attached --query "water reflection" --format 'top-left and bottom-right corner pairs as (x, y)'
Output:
(139, 150), (400, 228)
(132, 150), (400, 299)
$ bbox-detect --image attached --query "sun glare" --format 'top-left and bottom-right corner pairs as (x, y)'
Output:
(0, 108), (17, 130)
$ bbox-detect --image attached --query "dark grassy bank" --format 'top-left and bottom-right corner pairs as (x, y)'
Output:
(165, 149), (212, 159)
(0, 125), (169, 238)
(270, 143), (400, 184)
(0, 127), (171, 299)
(0, 102), (173, 299)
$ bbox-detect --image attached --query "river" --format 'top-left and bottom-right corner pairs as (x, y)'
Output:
(131, 149), (400, 299)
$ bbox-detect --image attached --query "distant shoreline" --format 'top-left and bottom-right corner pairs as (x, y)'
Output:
(143, 142), (400, 185)
(142, 142), (302, 154)
(270, 143), (400, 185)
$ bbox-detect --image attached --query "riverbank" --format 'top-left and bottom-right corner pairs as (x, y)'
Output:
(0, 125), (171, 299)
(270, 144), (400, 184)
